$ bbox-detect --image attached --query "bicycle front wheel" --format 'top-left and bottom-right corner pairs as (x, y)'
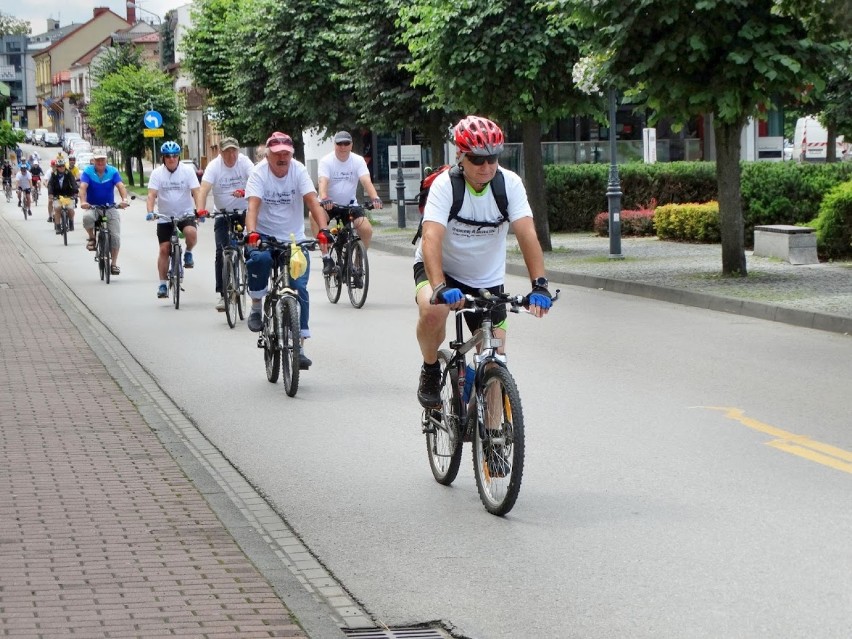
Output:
(171, 243), (181, 309)
(324, 245), (342, 304)
(280, 295), (301, 397)
(61, 209), (68, 246)
(32, 187), (39, 205)
(346, 240), (369, 309)
(425, 349), (464, 485)
(472, 365), (525, 516)
(223, 251), (237, 328)
(102, 233), (112, 284)
(236, 254), (247, 320)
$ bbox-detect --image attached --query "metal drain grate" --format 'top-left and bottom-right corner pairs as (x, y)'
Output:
(342, 627), (450, 639)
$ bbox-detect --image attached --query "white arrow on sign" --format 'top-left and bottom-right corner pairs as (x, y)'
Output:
(144, 110), (163, 128)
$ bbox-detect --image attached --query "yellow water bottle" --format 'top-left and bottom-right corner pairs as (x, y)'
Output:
(289, 232), (307, 278)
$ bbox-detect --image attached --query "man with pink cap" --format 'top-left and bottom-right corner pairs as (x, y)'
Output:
(244, 132), (331, 370)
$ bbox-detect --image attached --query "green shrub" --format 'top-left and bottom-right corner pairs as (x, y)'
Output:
(812, 180), (852, 258)
(654, 201), (720, 242)
(594, 208), (656, 237)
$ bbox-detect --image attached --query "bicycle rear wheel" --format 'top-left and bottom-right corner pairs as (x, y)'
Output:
(171, 244), (181, 309)
(472, 365), (525, 516)
(425, 349), (464, 485)
(32, 187), (39, 205)
(223, 251), (237, 328)
(264, 296), (280, 383)
(324, 244), (342, 304)
(346, 239), (369, 309)
(280, 295), (301, 397)
(236, 254), (247, 320)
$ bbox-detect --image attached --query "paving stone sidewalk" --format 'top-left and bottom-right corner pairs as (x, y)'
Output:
(0, 221), (309, 636)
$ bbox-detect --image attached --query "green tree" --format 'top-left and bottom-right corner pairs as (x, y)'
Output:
(92, 45), (147, 81)
(88, 66), (182, 186)
(0, 120), (25, 159)
(398, 0), (599, 250)
(564, 0), (845, 275)
(0, 11), (31, 35)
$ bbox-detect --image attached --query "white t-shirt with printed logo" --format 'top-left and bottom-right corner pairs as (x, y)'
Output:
(201, 153), (255, 211)
(415, 167), (533, 288)
(317, 152), (368, 205)
(149, 162), (200, 222)
(245, 158), (316, 242)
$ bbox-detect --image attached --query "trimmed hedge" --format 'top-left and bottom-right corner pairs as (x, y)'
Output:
(812, 180), (852, 258)
(654, 202), (721, 243)
(545, 161), (852, 241)
(593, 209), (655, 237)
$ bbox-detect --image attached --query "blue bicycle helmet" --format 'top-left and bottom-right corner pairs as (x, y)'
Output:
(160, 140), (181, 155)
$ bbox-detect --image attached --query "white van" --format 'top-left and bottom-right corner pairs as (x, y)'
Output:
(793, 116), (845, 162)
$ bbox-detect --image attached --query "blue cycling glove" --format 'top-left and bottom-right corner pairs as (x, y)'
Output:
(145, 212), (154, 221)
(528, 289), (552, 310)
(441, 288), (464, 304)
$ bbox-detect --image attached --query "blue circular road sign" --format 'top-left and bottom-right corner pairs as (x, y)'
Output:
(144, 110), (164, 129)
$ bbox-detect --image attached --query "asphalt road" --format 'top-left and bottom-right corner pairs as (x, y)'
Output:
(5, 174), (852, 638)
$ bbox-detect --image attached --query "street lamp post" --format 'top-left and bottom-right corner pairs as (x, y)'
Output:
(606, 86), (624, 259)
(396, 132), (406, 228)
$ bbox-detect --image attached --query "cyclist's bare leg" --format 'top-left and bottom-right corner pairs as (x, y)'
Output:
(157, 241), (171, 280)
(182, 225), (198, 252)
(353, 216), (373, 248)
(415, 284), (449, 364)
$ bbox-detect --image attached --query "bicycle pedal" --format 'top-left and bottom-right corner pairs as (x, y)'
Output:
(256, 337), (264, 349)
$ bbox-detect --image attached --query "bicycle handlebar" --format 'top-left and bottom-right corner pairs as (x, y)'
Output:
(148, 210), (198, 222)
(257, 237), (319, 251)
(435, 288), (560, 312)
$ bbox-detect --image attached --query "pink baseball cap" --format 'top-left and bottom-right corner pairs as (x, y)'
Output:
(266, 132), (295, 154)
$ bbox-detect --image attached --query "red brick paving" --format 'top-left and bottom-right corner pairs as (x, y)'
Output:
(0, 220), (306, 637)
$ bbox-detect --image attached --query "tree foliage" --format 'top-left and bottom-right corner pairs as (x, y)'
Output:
(563, 0), (844, 274)
(0, 11), (31, 35)
(92, 45), (147, 82)
(398, 0), (600, 250)
(0, 121), (25, 156)
(88, 66), (182, 185)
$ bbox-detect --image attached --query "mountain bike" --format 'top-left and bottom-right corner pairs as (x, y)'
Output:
(31, 178), (40, 206)
(212, 210), (248, 328)
(257, 237), (318, 397)
(150, 211), (197, 309)
(422, 289), (558, 516)
(54, 196), (74, 246)
(19, 188), (31, 220)
(322, 202), (372, 309)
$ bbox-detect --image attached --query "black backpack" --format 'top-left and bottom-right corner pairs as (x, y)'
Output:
(412, 164), (509, 245)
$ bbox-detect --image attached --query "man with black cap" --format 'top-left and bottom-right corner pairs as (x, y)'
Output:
(316, 130), (382, 275)
(197, 137), (255, 311)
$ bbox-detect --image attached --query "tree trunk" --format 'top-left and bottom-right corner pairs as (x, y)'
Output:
(826, 121), (837, 163)
(521, 119), (551, 252)
(124, 154), (135, 187)
(427, 111), (445, 166)
(137, 153), (145, 188)
(713, 119), (747, 276)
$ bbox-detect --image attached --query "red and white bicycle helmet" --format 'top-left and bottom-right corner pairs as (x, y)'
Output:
(454, 115), (504, 156)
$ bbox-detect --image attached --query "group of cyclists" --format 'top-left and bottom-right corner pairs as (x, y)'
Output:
(5, 115), (553, 403)
(2, 151), (84, 229)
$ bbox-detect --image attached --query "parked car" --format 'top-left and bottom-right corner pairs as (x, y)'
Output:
(181, 159), (204, 181)
(75, 152), (95, 166)
(69, 140), (92, 156)
(63, 133), (82, 153)
(24, 129), (33, 143)
(33, 128), (48, 146)
(44, 132), (61, 146)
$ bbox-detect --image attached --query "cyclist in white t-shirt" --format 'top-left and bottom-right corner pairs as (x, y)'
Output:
(413, 115), (552, 409)
(316, 130), (382, 275)
(197, 136), (255, 311)
(145, 141), (204, 299)
(243, 132), (331, 370)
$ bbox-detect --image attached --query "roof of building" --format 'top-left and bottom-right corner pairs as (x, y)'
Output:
(32, 10), (129, 57)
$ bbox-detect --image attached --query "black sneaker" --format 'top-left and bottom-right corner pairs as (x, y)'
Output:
(299, 353), (312, 370)
(68, 220), (74, 231)
(417, 364), (442, 408)
(322, 256), (334, 276)
(55, 224), (62, 235)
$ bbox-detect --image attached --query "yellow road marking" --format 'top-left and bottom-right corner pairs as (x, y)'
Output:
(701, 406), (852, 474)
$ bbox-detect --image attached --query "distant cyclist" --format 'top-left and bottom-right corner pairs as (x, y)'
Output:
(197, 136), (254, 311)
(146, 140), (203, 299)
(79, 153), (131, 274)
(47, 157), (78, 234)
(1, 160), (12, 199)
(316, 130), (382, 274)
(15, 163), (32, 214)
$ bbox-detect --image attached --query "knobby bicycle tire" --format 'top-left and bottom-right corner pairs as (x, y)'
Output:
(223, 251), (237, 328)
(61, 209), (68, 246)
(324, 243), (342, 304)
(425, 349), (464, 485)
(280, 295), (301, 397)
(264, 296), (280, 383)
(346, 239), (369, 308)
(171, 242), (181, 309)
(472, 365), (525, 516)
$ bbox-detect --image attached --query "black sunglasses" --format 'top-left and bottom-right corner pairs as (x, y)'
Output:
(162, 154), (179, 159)
(335, 141), (352, 146)
(466, 154), (499, 166)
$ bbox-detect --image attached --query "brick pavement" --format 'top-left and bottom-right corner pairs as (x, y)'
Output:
(0, 220), (306, 636)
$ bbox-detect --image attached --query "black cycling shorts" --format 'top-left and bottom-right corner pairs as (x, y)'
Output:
(413, 262), (506, 333)
(157, 218), (197, 244)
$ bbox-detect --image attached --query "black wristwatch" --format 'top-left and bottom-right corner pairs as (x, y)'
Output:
(531, 276), (549, 290)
